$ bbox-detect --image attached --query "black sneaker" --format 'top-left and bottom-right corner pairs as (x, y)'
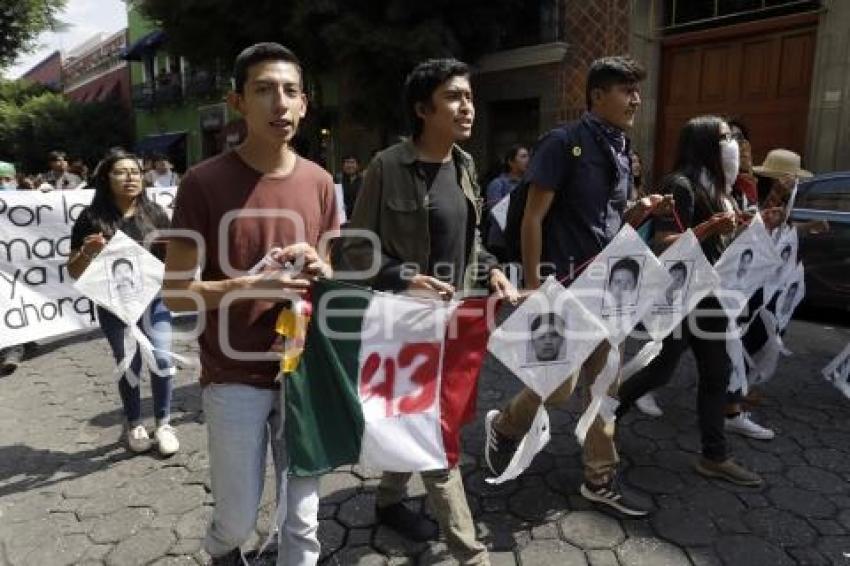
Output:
(484, 409), (519, 477)
(580, 479), (650, 517)
(210, 548), (243, 566)
(376, 502), (438, 542)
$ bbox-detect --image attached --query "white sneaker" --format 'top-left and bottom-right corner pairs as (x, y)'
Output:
(127, 425), (152, 453)
(635, 393), (663, 417)
(154, 424), (180, 456)
(725, 412), (775, 440)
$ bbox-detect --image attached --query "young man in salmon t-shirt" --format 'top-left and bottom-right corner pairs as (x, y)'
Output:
(164, 43), (339, 565)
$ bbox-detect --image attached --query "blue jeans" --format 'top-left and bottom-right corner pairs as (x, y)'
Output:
(202, 383), (320, 564)
(97, 296), (174, 426)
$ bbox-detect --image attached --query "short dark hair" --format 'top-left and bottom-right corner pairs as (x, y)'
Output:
(48, 150), (67, 162)
(342, 155), (358, 162)
(404, 58), (470, 139)
(741, 248), (754, 261)
(609, 256), (641, 284)
(111, 258), (134, 276)
(503, 144), (527, 171)
(669, 261), (688, 276)
(727, 117), (750, 142)
(530, 312), (566, 333)
(586, 56), (646, 110)
(780, 244), (792, 257)
(233, 42), (303, 94)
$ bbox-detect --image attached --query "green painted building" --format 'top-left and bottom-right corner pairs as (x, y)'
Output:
(124, 2), (242, 171)
(123, 2), (341, 173)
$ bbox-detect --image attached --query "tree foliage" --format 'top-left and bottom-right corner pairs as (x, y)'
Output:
(0, 0), (67, 70)
(0, 80), (132, 173)
(139, 0), (524, 136)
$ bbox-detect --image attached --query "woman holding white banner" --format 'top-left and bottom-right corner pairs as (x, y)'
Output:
(615, 116), (763, 486)
(67, 150), (178, 456)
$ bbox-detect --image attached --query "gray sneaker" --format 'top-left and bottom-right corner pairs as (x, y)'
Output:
(694, 457), (763, 487)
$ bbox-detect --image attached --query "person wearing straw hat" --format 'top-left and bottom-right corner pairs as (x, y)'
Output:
(753, 148), (812, 180)
(755, 149), (827, 235)
(723, 148), (822, 441)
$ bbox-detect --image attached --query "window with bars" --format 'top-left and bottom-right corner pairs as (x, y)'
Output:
(661, 0), (820, 31)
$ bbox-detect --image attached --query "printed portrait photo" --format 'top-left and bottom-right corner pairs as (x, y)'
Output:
(736, 248), (754, 281)
(656, 259), (693, 307)
(107, 255), (143, 303)
(524, 312), (567, 365)
(602, 255), (645, 311)
(779, 281), (800, 317)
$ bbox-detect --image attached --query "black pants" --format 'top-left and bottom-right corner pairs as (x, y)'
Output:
(617, 296), (730, 461)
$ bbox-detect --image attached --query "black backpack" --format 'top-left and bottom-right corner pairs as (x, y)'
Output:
(502, 179), (531, 263)
(502, 126), (581, 263)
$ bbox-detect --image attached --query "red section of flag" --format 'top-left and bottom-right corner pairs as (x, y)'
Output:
(439, 297), (491, 467)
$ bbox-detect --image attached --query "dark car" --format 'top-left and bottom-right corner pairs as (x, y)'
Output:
(790, 172), (850, 311)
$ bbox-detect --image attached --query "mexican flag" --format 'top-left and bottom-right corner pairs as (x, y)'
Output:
(285, 279), (491, 477)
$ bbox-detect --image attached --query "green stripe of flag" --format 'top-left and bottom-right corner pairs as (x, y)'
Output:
(285, 279), (370, 476)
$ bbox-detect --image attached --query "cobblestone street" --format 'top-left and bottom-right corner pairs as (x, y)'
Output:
(1, 316), (848, 565)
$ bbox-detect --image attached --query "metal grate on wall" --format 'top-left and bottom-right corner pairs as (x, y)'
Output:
(659, 0), (822, 33)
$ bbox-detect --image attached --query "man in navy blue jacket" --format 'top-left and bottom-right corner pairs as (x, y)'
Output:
(485, 56), (668, 517)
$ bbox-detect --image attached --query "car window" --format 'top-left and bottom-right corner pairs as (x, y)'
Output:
(795, 178), (850, 212)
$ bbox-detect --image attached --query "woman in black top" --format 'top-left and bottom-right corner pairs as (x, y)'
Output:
(616, 116), (763, 487)
(68, 150), (178, 456)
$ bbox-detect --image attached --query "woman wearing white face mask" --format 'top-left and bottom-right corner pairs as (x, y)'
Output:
(720, 134), (740, 194)
(617, 116), (764, 487)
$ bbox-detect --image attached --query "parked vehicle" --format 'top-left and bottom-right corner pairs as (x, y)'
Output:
(790, 172), (850, 312)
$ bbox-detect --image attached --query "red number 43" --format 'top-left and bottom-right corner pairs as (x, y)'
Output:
(359, 342), (440, 418)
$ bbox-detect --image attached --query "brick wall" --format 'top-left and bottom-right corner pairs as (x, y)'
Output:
(558, 0), (632, 121)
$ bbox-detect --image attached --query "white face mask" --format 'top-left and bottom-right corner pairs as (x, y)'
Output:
(720, 139), (740, 192)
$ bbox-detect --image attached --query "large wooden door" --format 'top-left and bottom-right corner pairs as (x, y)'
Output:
(655, 12), (818, 178)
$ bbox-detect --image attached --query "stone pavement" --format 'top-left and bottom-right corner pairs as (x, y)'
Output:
(1, 316), (849, 566)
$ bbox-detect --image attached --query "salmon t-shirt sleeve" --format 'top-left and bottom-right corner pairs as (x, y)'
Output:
(170, 169), (210, 242)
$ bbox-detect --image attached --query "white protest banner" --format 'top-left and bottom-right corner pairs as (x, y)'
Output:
(73, 230), (175, 388)
(742, 307), (785, 387)
(485, 277), (607, 483)
(490, 195), (510, 231)
(73, 230), (164, 325)
(714, 214), (781, 319)
(764, 225), (798, 301)
(488, 277), (607, 400)
(569, 224), (670, 345)
(0, 187), (177, 348)
(775, 261), (805, 331)
(822, 343), (850, 400)
(641, 230), (721, 342)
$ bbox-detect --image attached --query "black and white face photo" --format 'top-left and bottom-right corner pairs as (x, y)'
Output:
(605, 256), (642, 308)
(780, 282), (799, 316)
(527, 313), (566, 364)
(736, 248), (754, 280)
(109, 257), (141, 300)
(663, 261), (689, 306)
(776, 244), (793, 276)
